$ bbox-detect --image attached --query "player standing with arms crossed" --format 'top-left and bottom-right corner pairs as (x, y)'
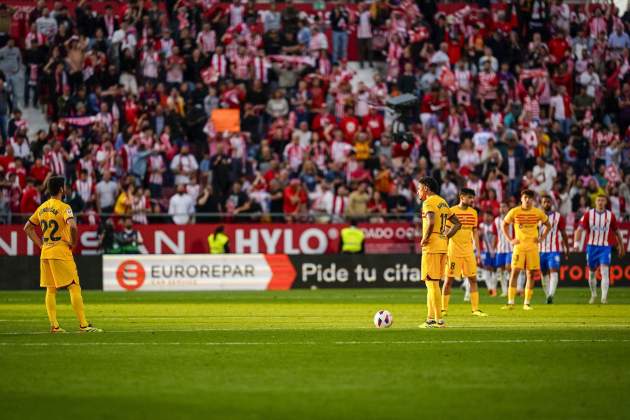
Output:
(417, 177), (461, 328)
(442, 189), (488, 317)
(23, 176), (102, 333)
(573, 195), (625, 304)
(539, 194), (570, 304)
(502, 190), (551, 310)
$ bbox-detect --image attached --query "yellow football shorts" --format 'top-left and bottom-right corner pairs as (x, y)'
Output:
(40, 259), (80, 288)
(421, 253), (447, 281)
(511, 247), (540, 271)
(446, 254), (477, 279)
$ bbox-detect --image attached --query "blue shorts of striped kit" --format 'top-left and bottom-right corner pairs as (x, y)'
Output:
(586, 245), (611, 270)
(494, 252), (512, 268)
(540, 252), (561, 272)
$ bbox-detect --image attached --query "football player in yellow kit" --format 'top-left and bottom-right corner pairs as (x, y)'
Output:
(442, 189), (487, 317)
(501, 189), (551, 310)
(417, 177), (461, 328)
(23, 176), (102, 333)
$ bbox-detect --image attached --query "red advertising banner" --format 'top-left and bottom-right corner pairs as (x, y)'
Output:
(0, 223), (421, 256)
(2, 222), (630, 257)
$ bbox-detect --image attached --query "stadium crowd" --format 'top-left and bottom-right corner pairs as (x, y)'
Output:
(0, 0), (630, 227)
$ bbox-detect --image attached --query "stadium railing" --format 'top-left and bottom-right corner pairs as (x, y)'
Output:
(0, 212), (422, 224)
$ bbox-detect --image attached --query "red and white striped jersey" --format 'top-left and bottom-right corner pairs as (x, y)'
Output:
(455, 68), (472, 92)
(196, 30), (216, 54)
(44, 151), (66, 176)
(210, 53), (228, 77)
(74, 177), (94, 204)
(232, 54), (251, 80)
(253, 56), (271, 83)
(579, 209), (618, 247)
(539, 211), (566, 252)
(478, 71), (498, 99)
(494, 215), (513, 253)
(131, 195), (150, 225)
(479, 221), (496, 253)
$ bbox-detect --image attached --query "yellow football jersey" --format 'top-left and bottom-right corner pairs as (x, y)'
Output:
(447, 205), (477, 257)
(503, 206), (548, 251)
(28, 198), (75, 260)
(421, 194), (452, 254)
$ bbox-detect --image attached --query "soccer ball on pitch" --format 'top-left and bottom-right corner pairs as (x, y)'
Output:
(373, 310), (393, 328)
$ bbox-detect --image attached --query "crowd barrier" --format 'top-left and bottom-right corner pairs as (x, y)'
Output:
(1, 254), (630, 291)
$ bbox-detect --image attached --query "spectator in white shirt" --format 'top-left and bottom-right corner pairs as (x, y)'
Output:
(309, 26), (329, 55)
(458, 138), (480, 170)
(430, 43), (451, 71)
(168, 184), (195, 225)
(35, 8), (58, 40)
(95, 170), (119, 214)
(532, 156), (557, 194)
(170, 145), (199, 185)
(579, 63), (600, 98)
(472, 123), (496, 155)
(10, 134), (31, 160)
(294, 121), (312, 149)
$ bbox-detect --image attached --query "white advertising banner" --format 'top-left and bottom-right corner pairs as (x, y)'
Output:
(103, 254), (278, 291)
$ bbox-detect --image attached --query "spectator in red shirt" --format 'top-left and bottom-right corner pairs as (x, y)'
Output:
(339, 106), (360, 143)
(349, 159), (372, 184)
(548, 31), (570, 64)
(283, 178), (307, 222)
(362, 107), (385, 140)
(19, 178), (40, 215)
(29, 158), (50, 185)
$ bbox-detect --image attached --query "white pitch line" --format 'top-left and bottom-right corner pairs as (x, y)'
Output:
(334, 339), (630, 344)
(0, 339), (628, 346)
(2, 324), (630, 335)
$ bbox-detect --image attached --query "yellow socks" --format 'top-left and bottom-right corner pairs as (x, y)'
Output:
(524, 289), (534, 305)
(45, 287), (59, 328)
(68, 284), (88, 327)
(426, 282), (435, 320)
(470, 291), (479, 312)
(442, 293), (450, 313)
(430, 281), (442, 321)
(508, 287), (516, 305)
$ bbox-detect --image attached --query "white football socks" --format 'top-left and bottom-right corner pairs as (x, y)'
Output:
(601, 266), (610, 303)
(549, 272), (559, 297)
(588, 271), (598, 298)
(463, 278), (470, 301)
(481, 269), (495, 291)
(541, 274), (549, 298)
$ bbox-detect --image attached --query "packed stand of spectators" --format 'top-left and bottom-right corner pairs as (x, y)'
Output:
(0, 0), (630, 229)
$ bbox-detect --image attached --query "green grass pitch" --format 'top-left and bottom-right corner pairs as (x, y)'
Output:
(1, 288), (629, 420)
